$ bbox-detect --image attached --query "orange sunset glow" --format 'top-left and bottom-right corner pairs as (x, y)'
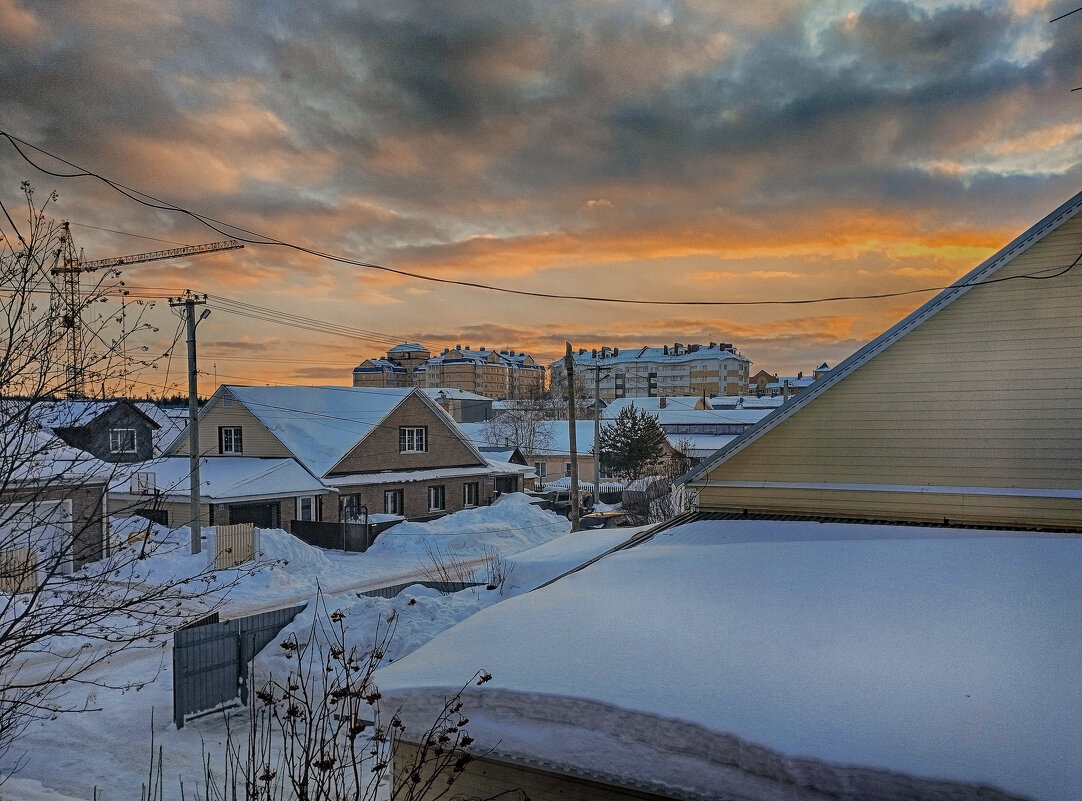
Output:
(3, 0), (1082, 392)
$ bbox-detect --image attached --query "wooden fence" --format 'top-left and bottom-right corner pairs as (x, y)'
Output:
(0, 547), (39, 595)
(215, 522), (256, 570)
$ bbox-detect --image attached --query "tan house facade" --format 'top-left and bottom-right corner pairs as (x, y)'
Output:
(677, 191), (1082, 530)
(169, 386), (522, 526)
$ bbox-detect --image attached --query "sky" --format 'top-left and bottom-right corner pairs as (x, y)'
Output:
(2, 0), (1081, 393)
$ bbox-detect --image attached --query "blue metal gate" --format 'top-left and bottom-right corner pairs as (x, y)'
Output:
(173, 604), (307, 728)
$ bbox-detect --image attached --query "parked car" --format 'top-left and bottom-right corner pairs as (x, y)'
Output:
(547, 489), (594, 518)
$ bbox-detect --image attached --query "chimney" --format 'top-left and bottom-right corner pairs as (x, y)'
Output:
(709, 341), (717, 349)
(592, 349), (597, 359)
(663, 346), (669, 355)
(659, 396), (667, 409)
(613, 347), (619, 356)
(464, 345), (470, 350)
(690, 344), (699, 353)
(798, 371), (803, 379)
(674, 342), (683, 355)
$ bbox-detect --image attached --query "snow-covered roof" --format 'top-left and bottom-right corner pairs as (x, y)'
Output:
(606, 407), (772, 426)
(352, 358), (406, 373)
(134, 403), (188, 453)
(681, 188), (1082, 487)
(601, 396), (705, 414)
(6, 428), (114, 484)
(323, 462), (519, 488)
(109, 456), (329, 502)
(388, 343), (427, 353)
(710, 395), (785, 410)
(422, 388), (493, 402)
(215, 386), (417, 477)
(666, 433), (738, 457)
(375, 520), (1082, 801)
(766, 376), (814, 390)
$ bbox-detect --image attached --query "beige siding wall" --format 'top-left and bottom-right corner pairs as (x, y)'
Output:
(696, 210), (1082, 526)
(170, 393), (291, 459)
(330, 394), (481, 475)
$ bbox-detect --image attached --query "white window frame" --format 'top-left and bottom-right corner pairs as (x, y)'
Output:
(220, 426), (243, 455)
(399, 426), (428, 453)
(428, 485), (446, 512)
(533, 461), (547, 479)
(463, 482), (479, 508)
(109, 428), (137, 454)
(298, 496), (315, 521)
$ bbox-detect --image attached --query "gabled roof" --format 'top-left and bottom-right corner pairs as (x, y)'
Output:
(679, 188), (1082, 487)
(38, 399), (160, 431)
(212, 385), (487, 477)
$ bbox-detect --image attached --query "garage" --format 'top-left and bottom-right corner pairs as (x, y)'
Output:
(227, 502), (279, 529)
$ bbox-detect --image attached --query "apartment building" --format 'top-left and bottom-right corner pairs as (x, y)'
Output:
(549, 342), (750, 400)
(354, 344), (545, 399)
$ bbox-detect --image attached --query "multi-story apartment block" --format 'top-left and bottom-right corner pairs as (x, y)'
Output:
(423, 346), (545, 399)
(352, 344), (430, 389)
(549, 342), (751, 400)
(352, 344), (544, 400)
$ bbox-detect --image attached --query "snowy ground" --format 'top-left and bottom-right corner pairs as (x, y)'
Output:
(0, 495), (638, 800)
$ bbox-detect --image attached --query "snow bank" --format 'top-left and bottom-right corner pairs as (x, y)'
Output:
(364, 493), (570, 560)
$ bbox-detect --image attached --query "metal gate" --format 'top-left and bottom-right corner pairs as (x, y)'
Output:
(173, 603), (307, 728)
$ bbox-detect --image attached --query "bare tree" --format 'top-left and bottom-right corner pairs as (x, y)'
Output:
(480, 407), (554, 466)
(173, 595), (523, 801)
(0, 184), (238, 771)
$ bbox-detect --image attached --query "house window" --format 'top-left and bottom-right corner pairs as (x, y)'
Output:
(533, 461), (547, 480)
(298, 496), (314, 521)
(219, 426), (243, 454)
(428, 485), (446, 511)
(109, 428), (137, 454)
(384, 489), (404, 516)
(564, 462), (572, 477)
(399, 426), (428, 453)
(463, 482), (479, 507)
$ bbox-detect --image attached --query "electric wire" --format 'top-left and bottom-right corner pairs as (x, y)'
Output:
(4, 129), (1081, 308)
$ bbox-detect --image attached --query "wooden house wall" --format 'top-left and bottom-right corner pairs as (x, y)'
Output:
(695, 209), (1082, 528)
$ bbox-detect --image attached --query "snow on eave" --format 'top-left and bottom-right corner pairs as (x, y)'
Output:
(677, 188), (1082, 488)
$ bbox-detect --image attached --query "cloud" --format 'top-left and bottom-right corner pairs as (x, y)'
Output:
(2, 0), (1079, 390)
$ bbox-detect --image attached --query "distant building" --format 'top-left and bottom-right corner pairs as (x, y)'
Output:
(353, 344), (544, 400)
(549, 342), (750, 400)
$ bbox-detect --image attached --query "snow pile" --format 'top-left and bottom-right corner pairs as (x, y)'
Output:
(375, 520), (1082, 801)
(364, 493), (570, 559)
(256, 524), (635, 685)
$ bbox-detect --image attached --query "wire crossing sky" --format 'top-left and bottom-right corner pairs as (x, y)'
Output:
(1, 0), (1081, 384)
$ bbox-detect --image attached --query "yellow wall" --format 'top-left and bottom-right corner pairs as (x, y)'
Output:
(693, 207), (1082, 527)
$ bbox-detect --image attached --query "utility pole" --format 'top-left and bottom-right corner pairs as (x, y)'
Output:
(170, 292), (210, 555)
(564, 343), (580, 531)
(593, 364), (602, 506)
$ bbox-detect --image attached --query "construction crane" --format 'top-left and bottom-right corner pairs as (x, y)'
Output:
(49, 221), (243, 397)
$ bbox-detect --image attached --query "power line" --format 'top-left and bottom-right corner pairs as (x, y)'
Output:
(67, 221), (191, 247)
(4, 130), (1080, 308)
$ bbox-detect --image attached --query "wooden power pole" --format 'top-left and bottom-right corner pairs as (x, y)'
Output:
(564, 343), (580, 531)
(170, 292), (210, 555)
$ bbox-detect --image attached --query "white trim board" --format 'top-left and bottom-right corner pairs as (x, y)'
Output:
(692, 480), (1082, 500)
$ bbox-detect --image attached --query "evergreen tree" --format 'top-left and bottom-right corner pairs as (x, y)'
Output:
(598, 406), (668, 482)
